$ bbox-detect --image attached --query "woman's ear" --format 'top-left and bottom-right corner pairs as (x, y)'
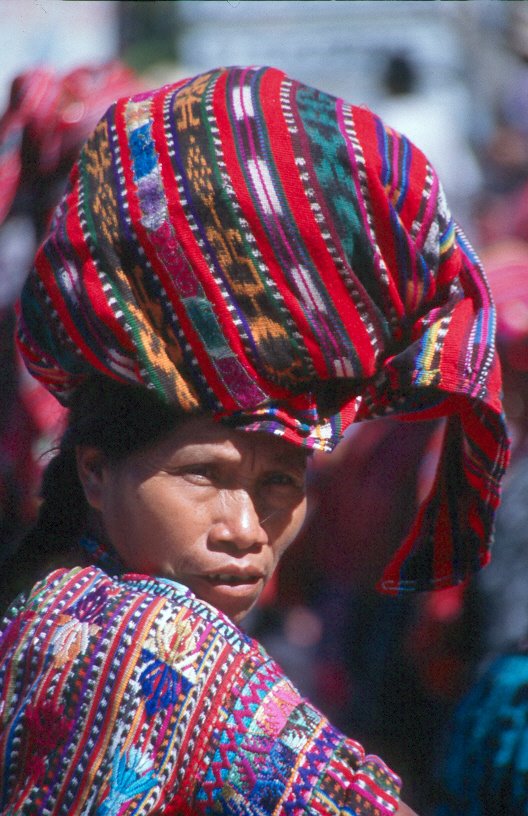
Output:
(75, 446), (108, 510)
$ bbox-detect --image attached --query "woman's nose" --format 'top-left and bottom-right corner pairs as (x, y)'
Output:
(209, 489), (268, 551)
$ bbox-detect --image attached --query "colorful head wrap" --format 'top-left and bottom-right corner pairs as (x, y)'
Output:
(15, 66), (509, 593)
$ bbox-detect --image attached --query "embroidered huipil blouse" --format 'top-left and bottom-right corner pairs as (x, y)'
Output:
(0, 566), (401, 814)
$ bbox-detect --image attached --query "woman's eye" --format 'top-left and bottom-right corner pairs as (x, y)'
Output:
(263, 472), (303, 490)
(266, 473), (292, 485)
(180, 464), (218, 483)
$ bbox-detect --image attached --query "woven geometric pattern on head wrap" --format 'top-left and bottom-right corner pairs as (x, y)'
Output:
(16, 65), (509, 594)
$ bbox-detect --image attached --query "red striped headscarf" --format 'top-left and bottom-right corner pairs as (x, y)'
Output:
(15, 66), (509, 593)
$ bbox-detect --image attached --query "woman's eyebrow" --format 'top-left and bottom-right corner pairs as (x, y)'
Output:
(269, 451), (308, 470)
(173, 444), (240, 460)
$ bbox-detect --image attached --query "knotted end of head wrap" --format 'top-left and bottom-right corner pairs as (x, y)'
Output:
(16, 65), (510, 593)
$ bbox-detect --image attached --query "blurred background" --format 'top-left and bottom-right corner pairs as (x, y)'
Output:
(3, 0), (524, 234)
(3, 2), (528, 814)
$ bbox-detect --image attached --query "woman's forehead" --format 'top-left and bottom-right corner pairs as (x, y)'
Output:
(140, 415), (309, 465)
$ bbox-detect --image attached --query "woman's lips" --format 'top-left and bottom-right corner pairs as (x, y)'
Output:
(205, 573), (261, 586)
(191, 572), (265, 620)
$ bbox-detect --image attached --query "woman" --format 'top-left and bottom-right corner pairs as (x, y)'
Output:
(0, 65), (508, 815)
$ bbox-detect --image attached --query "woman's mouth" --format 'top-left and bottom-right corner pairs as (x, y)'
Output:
(191, 571), (266, 622)
(206, 573), (261, 586)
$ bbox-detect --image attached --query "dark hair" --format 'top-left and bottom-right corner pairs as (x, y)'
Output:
(0, 376), (184, 610)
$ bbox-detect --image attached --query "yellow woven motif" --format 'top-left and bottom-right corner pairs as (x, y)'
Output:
(114, 266), (200, 410)
(182, 131), (306, 385)
(186, 136), (214, 199)
(84, 120), (120, 251)
(174, 72), (212, 132)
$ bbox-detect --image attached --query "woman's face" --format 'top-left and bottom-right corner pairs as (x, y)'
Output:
(78, 416), (308, 623)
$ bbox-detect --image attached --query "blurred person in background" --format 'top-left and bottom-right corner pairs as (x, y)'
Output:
(472, 4), (528, 248)
(434, 239), (528, 816)
(391, 22), (528, 789)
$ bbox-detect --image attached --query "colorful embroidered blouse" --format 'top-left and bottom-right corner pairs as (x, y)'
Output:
(0, 566), (400, 815)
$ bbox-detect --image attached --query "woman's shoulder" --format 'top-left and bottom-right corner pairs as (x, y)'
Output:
(0, 566), (263, 703)
(0, 566), (402, 815)
(0, 568), (281, 813)
(1, 565), (257, 659)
